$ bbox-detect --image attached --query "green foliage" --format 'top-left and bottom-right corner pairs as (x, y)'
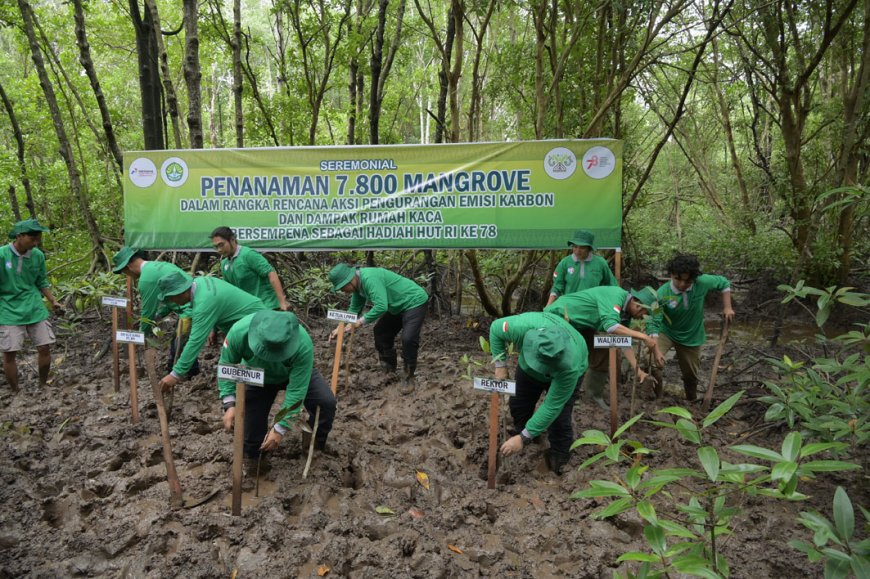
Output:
(790, 487), (870, 579)
(284, 265), (338, 317)
(53, 272), (126, 314)
(571, 392), (860, 578)
(759, 284), (869, 455)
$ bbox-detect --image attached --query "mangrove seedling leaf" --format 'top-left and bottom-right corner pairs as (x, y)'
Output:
(416, 470), (430, 490)
(375, 506), (396, 516)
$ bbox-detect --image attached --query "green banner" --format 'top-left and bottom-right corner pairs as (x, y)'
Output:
(123, 139), (622, 250)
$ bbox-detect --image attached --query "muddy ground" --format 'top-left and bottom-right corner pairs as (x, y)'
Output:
(0, 297), (867, 578)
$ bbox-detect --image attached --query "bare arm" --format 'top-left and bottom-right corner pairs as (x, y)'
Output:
(268, 271), (289, 311)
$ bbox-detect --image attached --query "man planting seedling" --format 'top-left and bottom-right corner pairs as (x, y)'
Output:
(328, 263), (428, 395)
(490, 311), (588, 475)
(156, 272), (266, 392)
(219, 310), (336, 478)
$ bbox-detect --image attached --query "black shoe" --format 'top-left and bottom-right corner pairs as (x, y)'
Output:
(545, 450), (571, 475)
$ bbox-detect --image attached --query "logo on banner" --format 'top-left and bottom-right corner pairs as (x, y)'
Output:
(128, 158), (158, 188)
(544, 147), (576, 180)
(582, 146), (616, 179)
(161, 157), (189, 188)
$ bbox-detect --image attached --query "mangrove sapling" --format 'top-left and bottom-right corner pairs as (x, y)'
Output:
(790, 486), (870, 579)
(570, 392), (862, 578)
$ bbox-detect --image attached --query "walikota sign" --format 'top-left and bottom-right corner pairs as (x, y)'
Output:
(123, 139), (622, 250)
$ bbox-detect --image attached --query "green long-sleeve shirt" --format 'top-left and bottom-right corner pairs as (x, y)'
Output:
(171, 276), (266, 377)
(217, 313), (313, 430)
(349, 267), (429, 324)
(647, 274), (731, 347)
(550, 253), (616, 298)
(220, 245), (280, 309)
(138, 261), (191, 334)
(544, 286), (631, 333)
(489, 311), (587, 437)
(0, 244), (49, 325)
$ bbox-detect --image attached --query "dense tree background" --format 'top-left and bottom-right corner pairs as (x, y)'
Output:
(0, 0), (866, 300)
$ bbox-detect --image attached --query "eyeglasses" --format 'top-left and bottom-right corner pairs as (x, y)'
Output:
(212, 241), (226, 249)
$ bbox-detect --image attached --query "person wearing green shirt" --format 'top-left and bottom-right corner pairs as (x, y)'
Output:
(545, 230), (617, 307)
(218, 310), (336, 466)
(0, 219), (63, 390)
(328, 264), (429, 393)
(111, 246), (192, 336)
(210, 226), (289, 311)
(545, 286), (664, 401)
(647, 254), (735, 401)
(157, 272), (267, 392)
(490, 311), (588, 475)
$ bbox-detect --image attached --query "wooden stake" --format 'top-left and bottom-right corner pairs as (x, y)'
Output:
(111, 307), (120, 392)
(487, 391), (499, 489)
(144, 349), (183, 508)
(609, 248), (622, 436)
(302, 406), (320, 479)
(609, 348), (618, 437)
(344, 330), (354, 392)
(231, 382), (246, 516)
(703, 319), (730, 411)
(126, 277), (139, 423)
(330, 322), (345, 396)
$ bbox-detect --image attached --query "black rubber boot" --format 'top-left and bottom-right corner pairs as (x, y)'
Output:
(378, 349), (398, 373)
(545, 449), (571, 475)
(400, 363), (417, 394)
(684, 379), (698, 401)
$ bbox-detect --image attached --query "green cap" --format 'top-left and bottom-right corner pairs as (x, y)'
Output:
(8, 218), (49, 240)
(157, 271), (193, 301)
(328, 263), (356, 292)
(568, 230), (595, 248)
(522, 326), (580, 376)
(112, 246), (141, 273)
(248, 310), (300, 362)
(630, 286), (657, 309)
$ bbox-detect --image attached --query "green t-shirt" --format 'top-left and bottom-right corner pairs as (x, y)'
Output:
(544, 285), (630, 333)
(220, 245), (279, 309)
(550, 253), (616, 298)
(349, 267), (429, 324)
(171, 276), (267, 377)
(647, 274), (731, 347)
(138, 261), (191, 334)
(217, 313), (314, 430)
(489, 311), (587, 437)
(0, 244), (49, 326)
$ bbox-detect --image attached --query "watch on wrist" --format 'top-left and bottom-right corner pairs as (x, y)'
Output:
(520, 433), (532, 447)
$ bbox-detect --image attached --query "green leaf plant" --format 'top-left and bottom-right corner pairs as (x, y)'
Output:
(571, 392), (860, 578)
(789, 487), (870, 579)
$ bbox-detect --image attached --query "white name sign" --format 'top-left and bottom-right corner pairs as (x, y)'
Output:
(327, 309), (358, 323)
(594, 335), (633, 348)
(116, 330), (145, 345)
(102, 296), (129, 308)
(473, 377), (517, 395)
(217, 364), (265, 386)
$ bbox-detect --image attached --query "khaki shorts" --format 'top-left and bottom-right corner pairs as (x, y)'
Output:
(0, 321), (56, 352)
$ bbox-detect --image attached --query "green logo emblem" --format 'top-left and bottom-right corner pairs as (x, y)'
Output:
(165, 162), (184, 182)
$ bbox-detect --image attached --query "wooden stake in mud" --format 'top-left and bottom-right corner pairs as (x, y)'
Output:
(344, 330), (355, 392)
(126, 278), (139, 424)
(487, 391), (499, 489)
(144, 349), (183, 508)
(594, 335), (633, 437)
(330, 323), (345, 396)
(609, 248), (623, 436)
(111, 307), (120, 392)
(231, 381), (246, 516)
(471, 376), (516, 490)
(702, 318), (730, 412)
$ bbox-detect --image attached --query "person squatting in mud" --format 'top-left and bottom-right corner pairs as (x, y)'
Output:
(156, 271), (266, 393)
(545, 230), (617, 406)
(0, 219), (63, 391)
(490, 311), (588, 475)
(218, 310), (336, 476)
(327, 263), (429, 395)
(545, 285), (665, 403)
(647, 254), (735, 401)
(210, 226), (290, 312)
